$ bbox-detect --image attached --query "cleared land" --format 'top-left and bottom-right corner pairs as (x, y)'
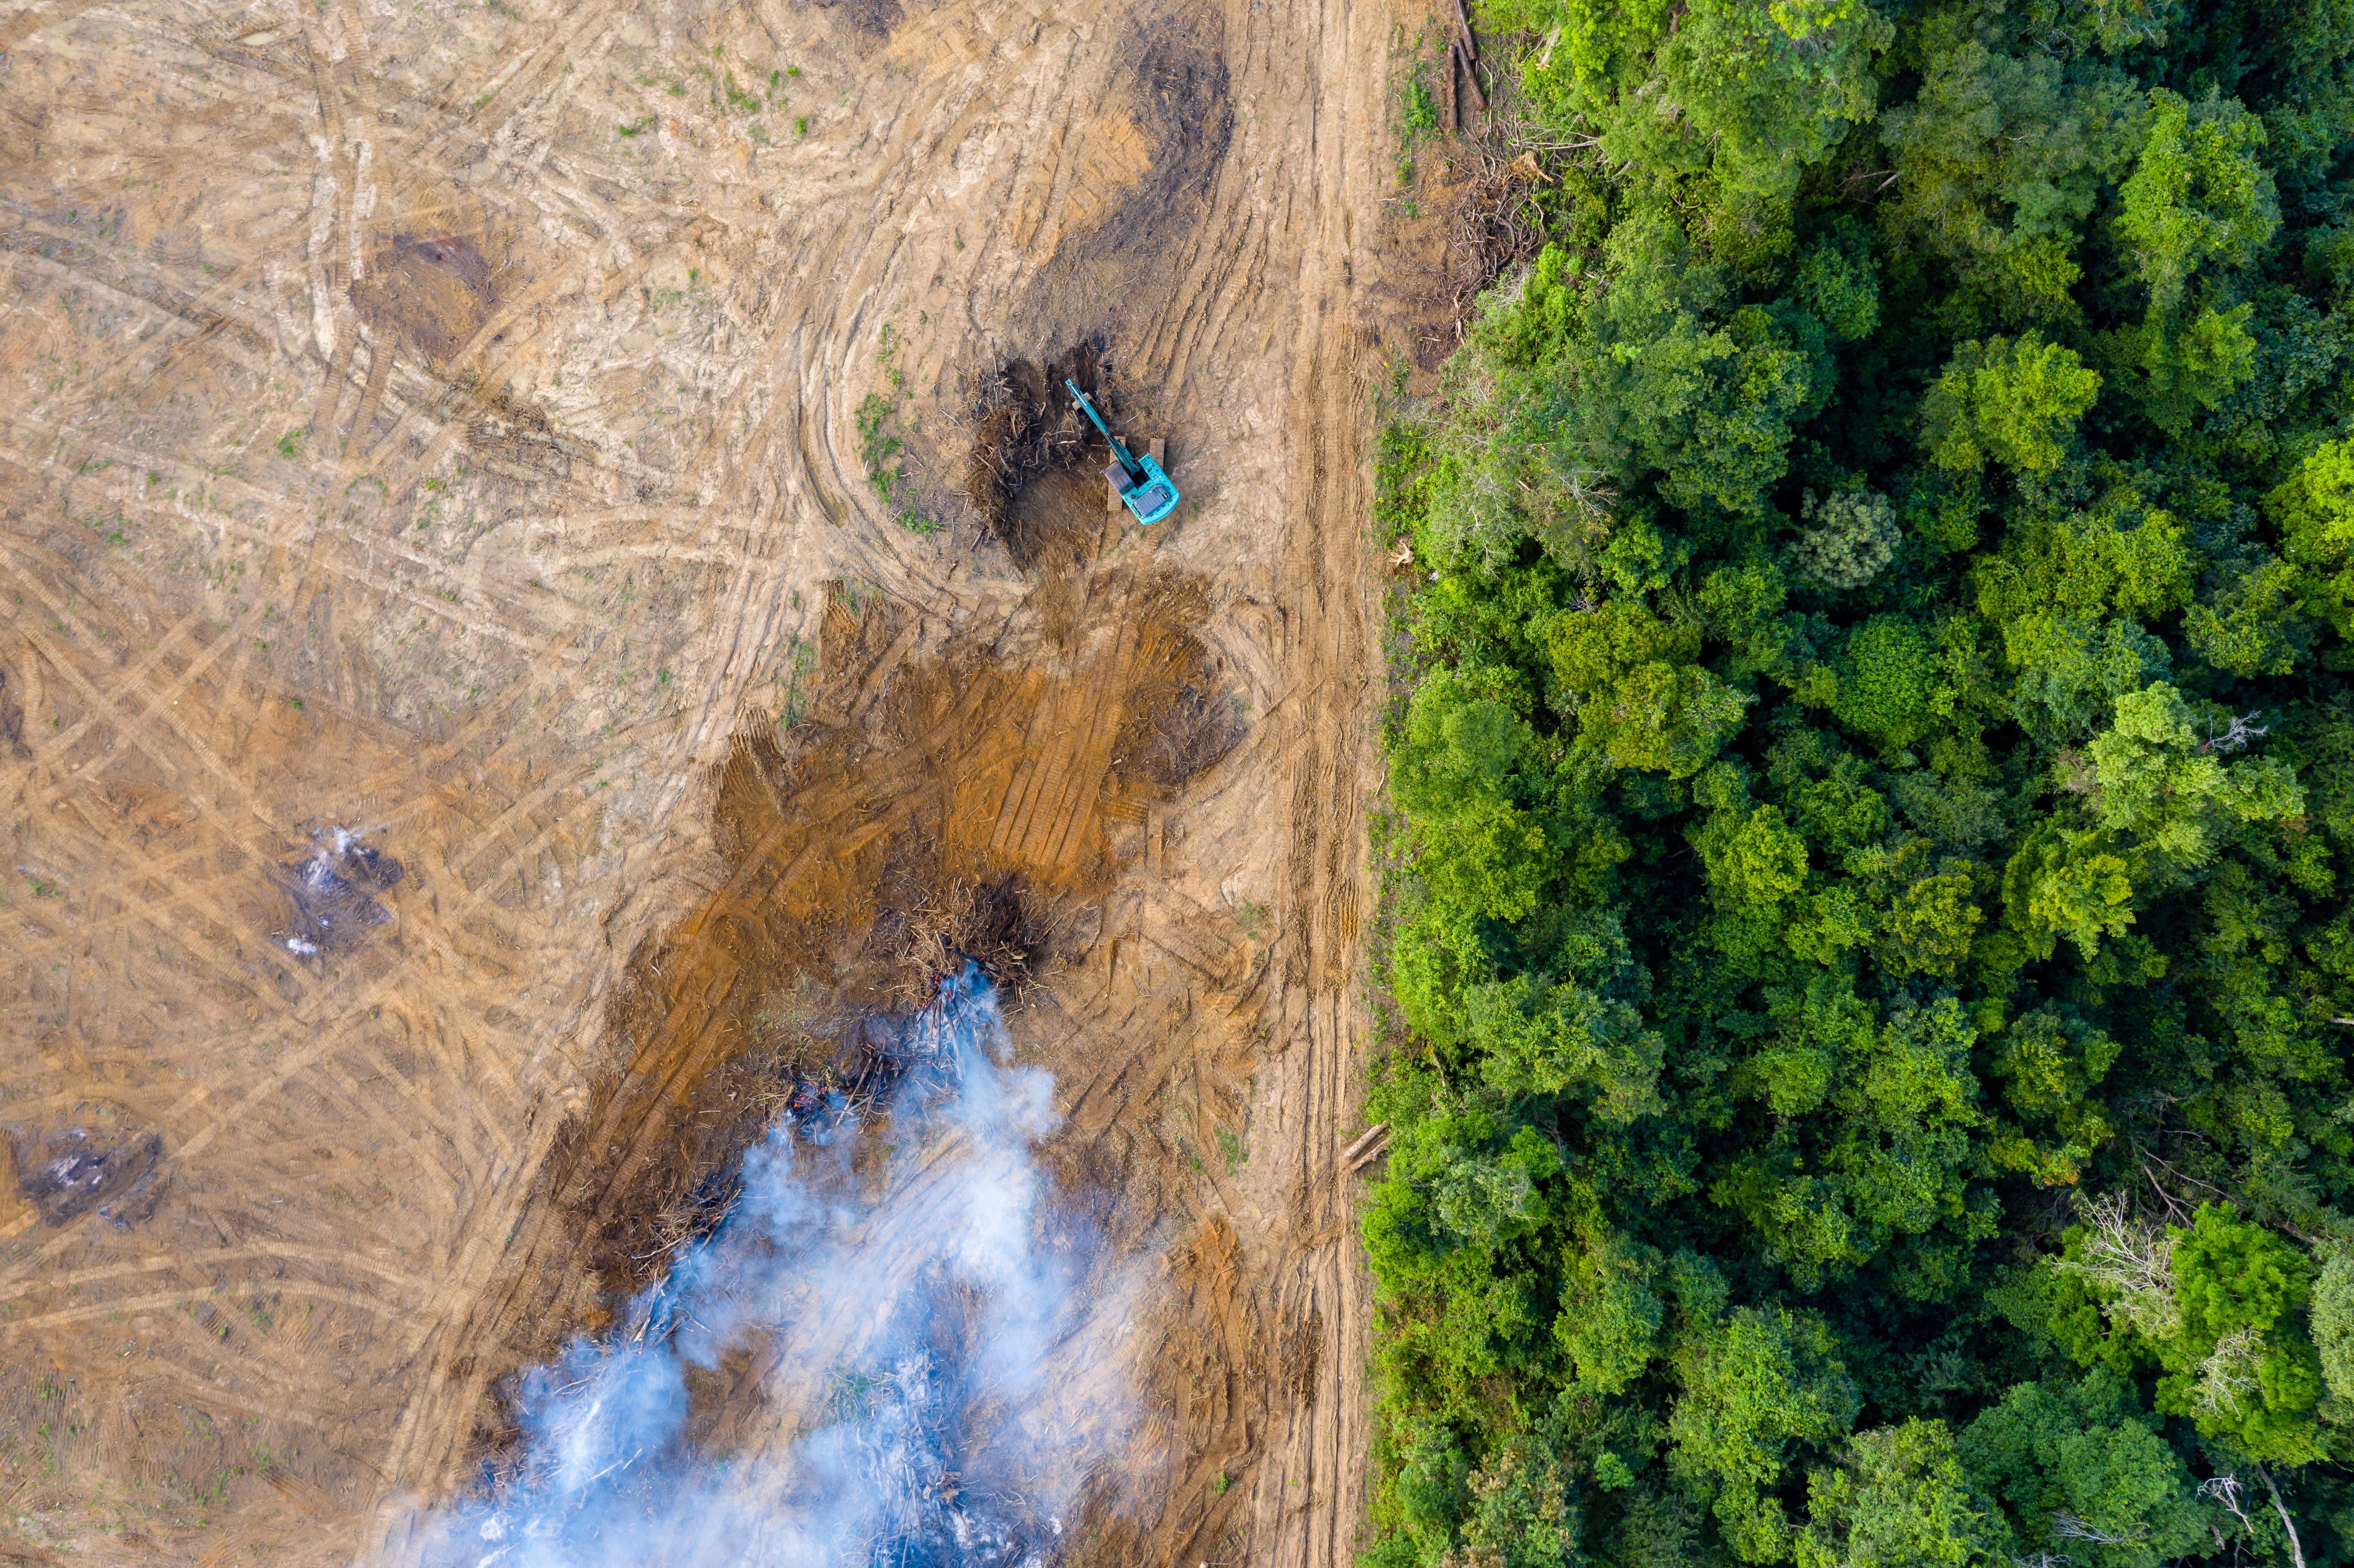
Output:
(0, 0), (1414, 1562)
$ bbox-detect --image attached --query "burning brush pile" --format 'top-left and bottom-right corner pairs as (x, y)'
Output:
(874, 871), (1053, 1011)
(274, 825), (404, 958)
(714, 871), (1059, 1178)
(774, 961), (1001, 1148)
(427, 964), (1131, 1568)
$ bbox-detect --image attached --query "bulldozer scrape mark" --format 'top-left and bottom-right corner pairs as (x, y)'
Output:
(0, 0), (1407, 1559)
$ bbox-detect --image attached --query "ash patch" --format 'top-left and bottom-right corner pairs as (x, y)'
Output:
(0, 661), (26, 759)
(810, 0), (904, 38)
(9, 1125), (166, 1229)
(276, 827), (405, 957)
(354, 233), (495, 361)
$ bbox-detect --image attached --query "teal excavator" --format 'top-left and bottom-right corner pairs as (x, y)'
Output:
(1065, 379), (1179, 526)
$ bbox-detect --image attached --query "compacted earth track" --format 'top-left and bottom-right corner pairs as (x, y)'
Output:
(0, 0), (1404, 1562)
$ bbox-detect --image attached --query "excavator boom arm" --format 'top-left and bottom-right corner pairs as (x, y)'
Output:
(1061, 378), (1180, 526)
(1064, 380), (1143, 478)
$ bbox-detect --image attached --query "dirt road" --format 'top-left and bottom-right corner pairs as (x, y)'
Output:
(0, 0), (1396, 1561)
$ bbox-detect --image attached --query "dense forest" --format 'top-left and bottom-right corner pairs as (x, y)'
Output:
(1364, 0), (2354, 1562)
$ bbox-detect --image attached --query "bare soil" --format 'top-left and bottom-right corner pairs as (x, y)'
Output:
(0, 0), (1432, 1562)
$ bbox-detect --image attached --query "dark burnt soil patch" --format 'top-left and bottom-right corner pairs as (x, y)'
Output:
(8, 1123), (166, 1229)
(1008, 466), (1113, 576)
(809, 0), (903, 39)
(353, 233), (495, 361)
(1009, 10), (1233, 351)
(1104, 580), (1241, 799)
(1125, 680), (1242, 793)
(1074, 16), (1233, 270)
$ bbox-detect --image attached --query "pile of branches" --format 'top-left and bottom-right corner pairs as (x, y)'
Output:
(887, 873), (1047, 1010)
(1442, 139), (1554, 322)
(956, 350), (1105, 548)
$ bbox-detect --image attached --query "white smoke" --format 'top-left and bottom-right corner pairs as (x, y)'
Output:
(417, 964), (1133, 1568)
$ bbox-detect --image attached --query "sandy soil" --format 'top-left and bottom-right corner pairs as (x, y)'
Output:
(0, 0), (1414, 1561)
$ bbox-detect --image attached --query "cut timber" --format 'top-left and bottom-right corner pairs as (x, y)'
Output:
(1340, 1122), (1391, 1172)
(1453, 38), (1486, 113)
(1453, 0), (1487, 112)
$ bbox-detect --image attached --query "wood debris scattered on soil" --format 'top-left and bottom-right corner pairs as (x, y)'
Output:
(0, 1), (1396, 1563)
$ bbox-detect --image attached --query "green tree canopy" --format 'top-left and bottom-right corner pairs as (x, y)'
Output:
(1366, 0), (2354, 1560)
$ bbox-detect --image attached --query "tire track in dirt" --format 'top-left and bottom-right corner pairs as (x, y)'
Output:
(1124, 3), (1386, 1565)
(2, 497), (635, 1535)
(2, 0), (1399, 1560)
(0, 419), (602, 663)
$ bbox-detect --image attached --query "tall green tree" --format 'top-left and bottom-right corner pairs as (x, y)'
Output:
(1365, 0), (2354, 1559)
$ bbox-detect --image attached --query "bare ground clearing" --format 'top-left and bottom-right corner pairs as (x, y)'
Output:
(0, 0), (1429, 1561)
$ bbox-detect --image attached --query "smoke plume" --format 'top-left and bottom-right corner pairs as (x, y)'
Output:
(419, 963), (1130, 1567)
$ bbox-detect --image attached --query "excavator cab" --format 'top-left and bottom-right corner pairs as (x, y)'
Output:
(1065, 379), (1180, 526)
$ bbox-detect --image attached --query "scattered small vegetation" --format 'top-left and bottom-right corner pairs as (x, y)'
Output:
(854, 326), (941, 535)
(771, 632), (816, 728)
(1389, 22), (1449, 198)
(855, 392), (903, 495)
